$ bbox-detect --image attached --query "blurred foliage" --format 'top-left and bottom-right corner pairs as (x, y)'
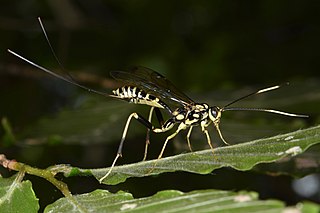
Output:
(0, 0), (319, 211)
(1, 118), (16, 147)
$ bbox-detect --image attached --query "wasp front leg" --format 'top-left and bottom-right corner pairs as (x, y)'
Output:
(201, 122), (215, 155)
(213, 121), (230, 145)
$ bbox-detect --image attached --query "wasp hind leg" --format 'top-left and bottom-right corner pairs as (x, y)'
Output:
(99, 112), (153, 183)
(144, 107), (154, 161)
(144, 107), (164, 161)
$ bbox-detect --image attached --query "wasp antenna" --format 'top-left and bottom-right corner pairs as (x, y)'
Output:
(223, 84), (289, 109)
(8, 18), (110, 97)
(38, 17), (63, 70)
(7, 49), (108, 97)
(37, 17), (77, 82)
(223, 107), (308, 118)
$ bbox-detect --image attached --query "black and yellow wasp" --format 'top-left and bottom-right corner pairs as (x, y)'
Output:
(8, 18), (308, 183)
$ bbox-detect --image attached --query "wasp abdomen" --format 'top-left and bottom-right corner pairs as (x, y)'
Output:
(111, 86), (167, 109)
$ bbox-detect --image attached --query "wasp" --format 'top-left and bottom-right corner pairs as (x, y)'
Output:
(8, 18), (308, 183)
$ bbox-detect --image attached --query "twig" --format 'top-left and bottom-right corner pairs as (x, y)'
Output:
(0, 154), (88, 213)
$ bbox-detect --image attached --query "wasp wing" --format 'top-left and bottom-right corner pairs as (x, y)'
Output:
(110, 66), (194, 107)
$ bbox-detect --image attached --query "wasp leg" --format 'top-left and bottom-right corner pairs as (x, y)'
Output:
(99, 112), (153, 183)
(144, 107), (155, 161)
(148, 123), (185, 173)
(154, 107), (164, 126)
(144, 107), (164, 161)
(203, 128), (215, 155)
(157, 130), (180, 160)
(186, 126), (194, 152)
(198, 121), (216, 156)
(148, 131), (180, 174)
(214, 122), (230, 145)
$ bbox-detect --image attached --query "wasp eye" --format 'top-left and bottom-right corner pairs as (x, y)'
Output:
(210, 107), (220, 118)
(210, 109), (217, 117)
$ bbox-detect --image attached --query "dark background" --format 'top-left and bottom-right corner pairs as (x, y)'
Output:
(0, 0), (319, 210)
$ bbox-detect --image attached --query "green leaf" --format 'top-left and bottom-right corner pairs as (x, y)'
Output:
(0, 173), (39, 213)
(67, 125), (319, 185)
(254, 144), (320, 177)
(45, 189), (286, 213)
(299, 201), (320, 213)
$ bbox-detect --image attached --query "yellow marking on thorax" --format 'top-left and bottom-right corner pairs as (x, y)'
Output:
(176, 114), (185, 121)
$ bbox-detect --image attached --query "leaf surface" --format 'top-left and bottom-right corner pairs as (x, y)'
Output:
(65, 125), (320, 185)
(0, 174), (39, 213)
(45, 189), (286, 213)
